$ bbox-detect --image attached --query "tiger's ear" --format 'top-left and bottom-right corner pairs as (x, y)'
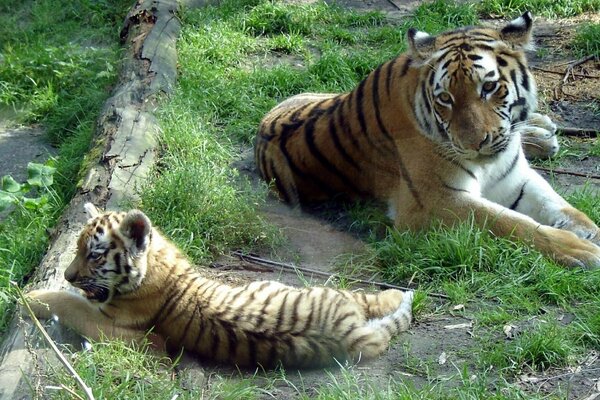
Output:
(84, 203), (100, 219)
(500, 11), (533, 49)
(407, 28), (436, 61)
(120, 210), (152, 254)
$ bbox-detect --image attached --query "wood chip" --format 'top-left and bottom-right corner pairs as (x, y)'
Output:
(444, 322), (472, 330)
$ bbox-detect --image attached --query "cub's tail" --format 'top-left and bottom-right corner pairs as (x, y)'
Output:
(345, 290), (414, 362)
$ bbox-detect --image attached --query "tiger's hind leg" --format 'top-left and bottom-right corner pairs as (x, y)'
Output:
(344, 291), (413, 361)
(255, 136), (300, 204)
(520, 112), (559, 160)
(340, 289), (407, 319)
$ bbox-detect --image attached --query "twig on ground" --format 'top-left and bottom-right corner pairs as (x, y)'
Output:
(558, 126), (599, 137)
(563, 55), (596, 84)
(532, 66), (600, 79)
(384, 0), (402, 11)
(532, 166), (600, 180)
(522, 367), (600, 386)
(231, 251), (450, 299)
(11, 282), (95, 400)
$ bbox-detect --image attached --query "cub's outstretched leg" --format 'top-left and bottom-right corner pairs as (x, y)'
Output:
(24, 290), (147, 343)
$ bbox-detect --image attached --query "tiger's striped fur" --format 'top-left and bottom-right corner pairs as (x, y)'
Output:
(255, 12), (600, 268)
(25, 203), (413, 368)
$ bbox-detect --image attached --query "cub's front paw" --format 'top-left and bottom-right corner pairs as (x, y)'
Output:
(520, 113), (559, 159)
(539, 226), (600, 269)
(22, 289), (57, 320)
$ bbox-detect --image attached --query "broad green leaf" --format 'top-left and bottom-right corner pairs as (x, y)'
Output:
(0, 190), (16, 212)
(27, 162), (56, 188)
(1, 176), (21, 193)
(22, 196), (44, 210)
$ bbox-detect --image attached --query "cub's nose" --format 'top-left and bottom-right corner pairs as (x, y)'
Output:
(64, 268), (78, 283)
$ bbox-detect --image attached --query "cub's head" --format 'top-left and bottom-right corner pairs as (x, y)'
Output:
(407, 12), (536, 160)
(64, 203), (153, 303)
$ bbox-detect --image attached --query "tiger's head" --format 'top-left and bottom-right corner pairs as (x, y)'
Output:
(64, 203), (153, 303)
(407, 12), (536, 160)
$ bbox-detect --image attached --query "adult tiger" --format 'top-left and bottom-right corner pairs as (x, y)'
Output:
(25, 203), (413, 368)
(255, 12), (600, 268)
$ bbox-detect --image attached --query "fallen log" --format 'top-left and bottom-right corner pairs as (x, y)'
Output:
(0, 0), (180, 397)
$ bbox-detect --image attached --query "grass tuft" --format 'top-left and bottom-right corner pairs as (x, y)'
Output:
(571, 23), (600, 58)
(48, 339), (203, 399)
(410, 0), (479, 33)
(477, 0), (600, 18)
(484, 321), (575, 372)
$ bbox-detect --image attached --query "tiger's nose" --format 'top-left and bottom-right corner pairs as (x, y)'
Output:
(473, 134), (491, 150)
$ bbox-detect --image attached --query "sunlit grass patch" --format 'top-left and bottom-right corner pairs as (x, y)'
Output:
(477, 0), (600, 18)
(411, 0), (478, 33)
(48, 339), (203, 399)
(571, 23), (600, 58)
(483, 320), (575, 372)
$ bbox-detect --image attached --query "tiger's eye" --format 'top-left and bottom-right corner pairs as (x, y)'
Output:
(438, 92), (452, 104)
(482, 81), (497, 93)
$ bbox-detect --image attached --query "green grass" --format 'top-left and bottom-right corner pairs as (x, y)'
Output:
(0, 0), (130, 332)
(572, 23), (600, 58)
(478, 0), (600, 18)
(47, 339), (204, 399)
(411, 0), (478, 33)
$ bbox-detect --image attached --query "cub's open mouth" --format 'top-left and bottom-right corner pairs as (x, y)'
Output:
(82, 286), (110, 303)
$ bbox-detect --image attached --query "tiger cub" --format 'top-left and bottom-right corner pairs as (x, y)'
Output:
(25, 203), (413, 368)
(254, 12), (600, 268)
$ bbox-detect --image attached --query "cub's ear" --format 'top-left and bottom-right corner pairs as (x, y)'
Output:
(407, 28), (436, 61)
(120, 210), (152, 254)
(84, 203), (100, 219)
(500, 11), (533, 49)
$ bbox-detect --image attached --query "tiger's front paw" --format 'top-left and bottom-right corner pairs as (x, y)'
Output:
(538, 226), (600, 269)
(554, 207), (600, 247)
(520, 113), (559, 159)
(22, 289), (57, 320)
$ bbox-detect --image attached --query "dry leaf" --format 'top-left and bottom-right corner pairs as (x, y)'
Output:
(503, 324), (515, 338)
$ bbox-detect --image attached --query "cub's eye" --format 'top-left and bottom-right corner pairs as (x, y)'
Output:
(482, 81), (498, 94)
(88, 251), (103, 261)
(436, 92), (453, 106)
